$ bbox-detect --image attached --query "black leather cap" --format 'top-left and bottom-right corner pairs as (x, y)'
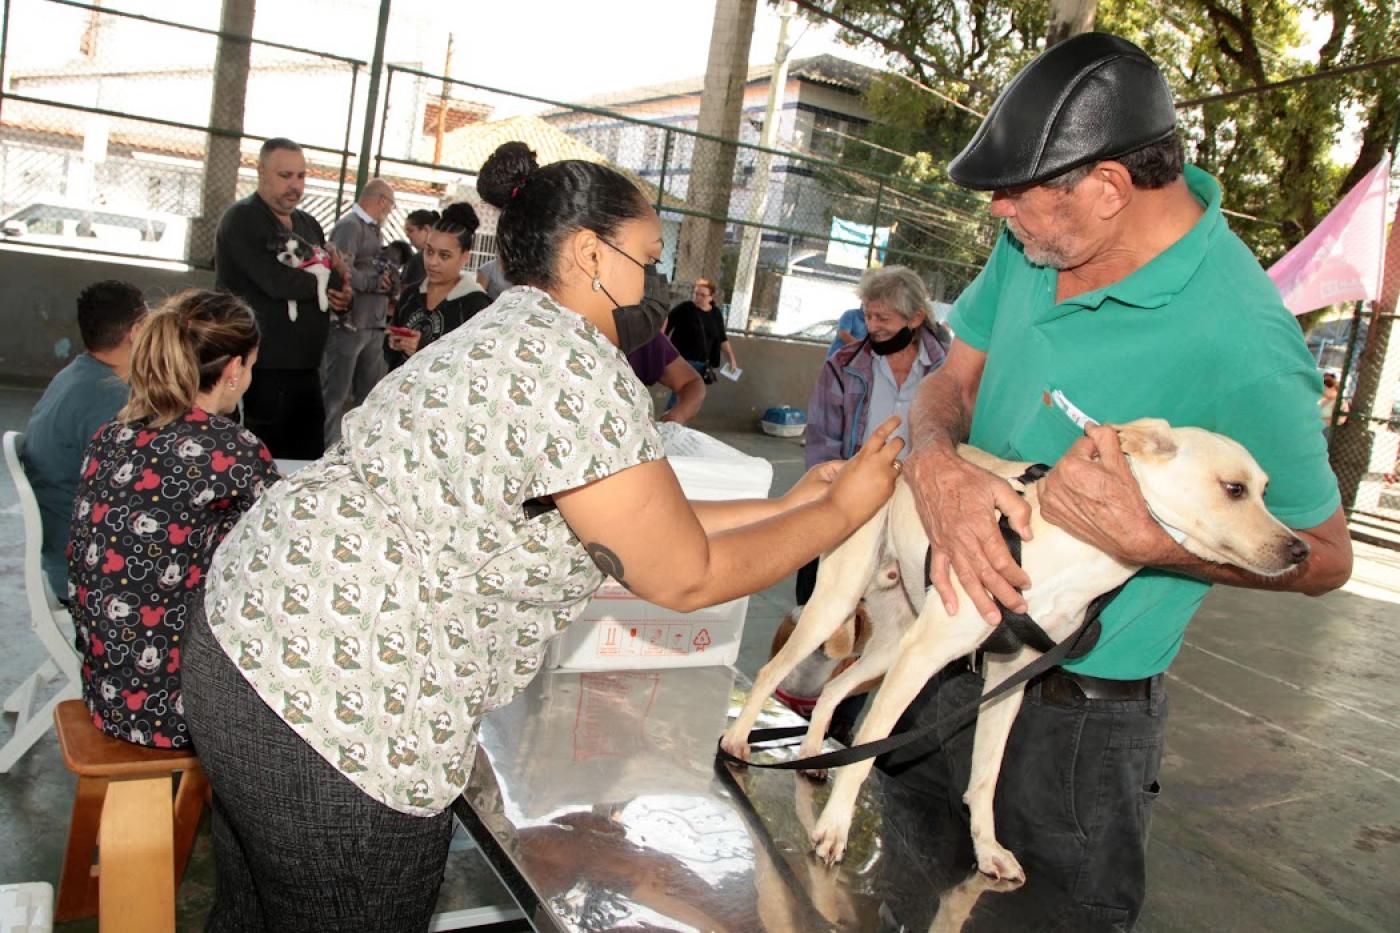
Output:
(948, 33), (1176, 191)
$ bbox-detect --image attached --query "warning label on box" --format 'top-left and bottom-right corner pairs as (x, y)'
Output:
(596, 623), (695, 657)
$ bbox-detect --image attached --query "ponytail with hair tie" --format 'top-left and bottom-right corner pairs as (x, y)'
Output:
(119, 289), (260, 428)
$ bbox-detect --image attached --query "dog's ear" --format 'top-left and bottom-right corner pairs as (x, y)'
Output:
(770, 606), (800, 659)
(823, 608), (859, 660)
(851, 604), (871, 652)
(1116, 418), (1177, 461)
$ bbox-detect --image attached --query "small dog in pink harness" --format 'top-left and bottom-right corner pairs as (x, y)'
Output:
(270, 234), (333, 322)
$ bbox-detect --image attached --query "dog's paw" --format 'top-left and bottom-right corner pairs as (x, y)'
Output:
(973, 839), (1025, 883)
(810, 812), (850, 865)
(718, 729), (751, 763)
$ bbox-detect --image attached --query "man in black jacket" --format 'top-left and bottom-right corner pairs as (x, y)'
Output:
(214, 137), (351, 460)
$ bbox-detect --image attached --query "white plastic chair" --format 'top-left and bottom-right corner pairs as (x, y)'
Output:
(1, 431), (81, 773)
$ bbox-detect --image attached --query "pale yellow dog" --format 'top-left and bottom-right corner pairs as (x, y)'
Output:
(722, 419), (1309, 880)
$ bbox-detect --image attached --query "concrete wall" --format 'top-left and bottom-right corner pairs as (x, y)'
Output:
(672, 332), (828, 432)
(0, 248), (214, 385)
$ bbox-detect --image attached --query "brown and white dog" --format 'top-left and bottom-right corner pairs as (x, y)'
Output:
(722, 419), (1309, 880)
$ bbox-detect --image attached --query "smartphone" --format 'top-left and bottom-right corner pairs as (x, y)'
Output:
(387, 325), (416, 338)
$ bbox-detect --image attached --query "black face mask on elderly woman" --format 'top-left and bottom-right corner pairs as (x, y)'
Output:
(598, 240), (669, 353)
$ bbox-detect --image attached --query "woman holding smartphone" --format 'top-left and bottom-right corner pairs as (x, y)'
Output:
(384, 202), (492, 369)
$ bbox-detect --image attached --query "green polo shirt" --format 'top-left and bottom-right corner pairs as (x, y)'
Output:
(949, 165), (1340, 680)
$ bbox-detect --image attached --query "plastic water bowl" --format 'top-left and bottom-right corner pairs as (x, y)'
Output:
(760, 406), (806, 438)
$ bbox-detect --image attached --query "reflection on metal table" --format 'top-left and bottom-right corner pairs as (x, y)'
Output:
(452, 666), (1081, 932)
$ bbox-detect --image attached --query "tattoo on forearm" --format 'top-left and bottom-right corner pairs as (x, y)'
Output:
(585, 543), (626, 585)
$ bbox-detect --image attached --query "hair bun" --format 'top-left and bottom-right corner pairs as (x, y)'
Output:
(478, 141), (540, 209)
(439, 202), (479, 228)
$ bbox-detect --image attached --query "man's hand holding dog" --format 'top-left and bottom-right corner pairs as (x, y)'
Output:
(906, 445), (1032, 625)
(1038, 424), (1180, 566)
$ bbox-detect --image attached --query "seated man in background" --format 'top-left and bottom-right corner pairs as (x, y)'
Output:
(21, 280), (147, 599)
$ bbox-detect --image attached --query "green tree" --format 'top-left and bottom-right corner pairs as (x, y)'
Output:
(802, 0), (1398, 263)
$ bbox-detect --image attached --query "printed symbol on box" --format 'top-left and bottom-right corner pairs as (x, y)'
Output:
(671, 627), (688, 653)
(694, 628), (711, 652)
(644, 626), (667, 656)
(600, 626), (620, 656)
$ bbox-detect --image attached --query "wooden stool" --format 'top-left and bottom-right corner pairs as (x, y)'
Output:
(52, 699), (208, 932)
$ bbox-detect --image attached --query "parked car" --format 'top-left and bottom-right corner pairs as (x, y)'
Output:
(0, 202), (187, 260)
(789, 319), (840, 343)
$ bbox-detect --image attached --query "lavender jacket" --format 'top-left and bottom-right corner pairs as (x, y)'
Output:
(805, 328), (947, 468)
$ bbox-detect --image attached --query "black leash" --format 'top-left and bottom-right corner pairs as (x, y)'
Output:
(715, 464), (1122, 772)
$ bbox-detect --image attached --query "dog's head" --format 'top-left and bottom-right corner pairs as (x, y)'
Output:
(1116, 418), (1308, 576)
(270, 235), (311, 267)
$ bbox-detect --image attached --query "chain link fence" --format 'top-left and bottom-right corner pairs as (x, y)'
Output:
(0, 0), (367, 265)
(372, 64), (1001, 340)
(1324, 243), (1400, 544)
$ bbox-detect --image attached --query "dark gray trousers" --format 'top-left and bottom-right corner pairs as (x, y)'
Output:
(183, 606), (454, 932)
(878, 666), (1166, 931)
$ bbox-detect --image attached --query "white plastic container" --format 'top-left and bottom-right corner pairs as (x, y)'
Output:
(547, 424), (773, 670)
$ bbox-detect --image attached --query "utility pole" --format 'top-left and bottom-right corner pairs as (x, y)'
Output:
(672, 0), (759, 297)
(728, 1), (793, 331)
(432, 33), (454, 166)
(1046, 0), (1097, 46)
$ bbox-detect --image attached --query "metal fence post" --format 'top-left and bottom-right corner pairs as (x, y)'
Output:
(353, 0), (391, 198)
(0, 0), (11, 125)
(1329, 300), (1366, 433)
(655, 129), (673, 215)
(374, 65), (392, 180)
(866, 179), (885, 267)
(337, 63), (360, 218)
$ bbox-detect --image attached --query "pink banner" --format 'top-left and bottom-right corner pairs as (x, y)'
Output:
(1268, 154), (1391, 315)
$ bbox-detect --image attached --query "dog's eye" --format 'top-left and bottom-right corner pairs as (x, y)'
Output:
(1221, 481), (1246, 500)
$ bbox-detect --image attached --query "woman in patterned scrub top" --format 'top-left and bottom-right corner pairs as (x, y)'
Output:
(182, 140), (906, 930)
(67, 290), (277, 749)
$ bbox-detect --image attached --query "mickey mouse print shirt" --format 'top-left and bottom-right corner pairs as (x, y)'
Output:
(68, 410), (279, 747)
(204, 286), (665, 815)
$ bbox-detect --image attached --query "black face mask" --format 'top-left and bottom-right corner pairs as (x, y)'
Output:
(869, 326), (915, 356)
(612, 266), (671, 354)
(599, 242), (669, 353)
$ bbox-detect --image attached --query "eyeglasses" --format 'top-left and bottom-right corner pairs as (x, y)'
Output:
(600, 238), (657, 270)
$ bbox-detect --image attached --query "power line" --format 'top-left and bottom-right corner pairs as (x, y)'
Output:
(1176, 55), (1400, 108)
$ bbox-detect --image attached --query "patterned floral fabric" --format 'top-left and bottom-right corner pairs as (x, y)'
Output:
(68, 410), (278, 747)
(206, 287), (664, 815)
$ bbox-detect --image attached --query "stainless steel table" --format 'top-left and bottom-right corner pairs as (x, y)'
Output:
(452, 666), (1079, 932)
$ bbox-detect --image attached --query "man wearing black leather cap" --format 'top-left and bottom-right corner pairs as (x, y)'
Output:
(889, 33), (1352, 925)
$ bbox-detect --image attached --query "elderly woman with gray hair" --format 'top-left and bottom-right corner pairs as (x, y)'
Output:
(805, 265), (948, 469)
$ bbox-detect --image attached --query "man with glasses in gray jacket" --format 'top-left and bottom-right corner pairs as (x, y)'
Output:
(322, 178), (397, 445)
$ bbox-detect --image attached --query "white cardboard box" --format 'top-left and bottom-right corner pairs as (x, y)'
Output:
(547, 425), (774, 671)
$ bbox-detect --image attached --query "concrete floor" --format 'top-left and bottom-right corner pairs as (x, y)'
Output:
(2, 382), (1398, 931)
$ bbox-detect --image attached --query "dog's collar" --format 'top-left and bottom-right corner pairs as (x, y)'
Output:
(1122, 455), (1190, 545)
(774, 687), (818, 718)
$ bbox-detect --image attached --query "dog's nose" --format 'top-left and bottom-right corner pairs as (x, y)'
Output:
(1287, 537), (1310, 565)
